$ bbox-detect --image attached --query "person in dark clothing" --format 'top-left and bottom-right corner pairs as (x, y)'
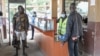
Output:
(83, 16), (88, 25)
(13, 5), (29, 56)
(30, 12), (37, 40)
(0, 11), (3, 16)
(65, 3), (83, 56)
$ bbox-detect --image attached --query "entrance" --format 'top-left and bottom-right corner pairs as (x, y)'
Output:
(7, 0), (26, 45)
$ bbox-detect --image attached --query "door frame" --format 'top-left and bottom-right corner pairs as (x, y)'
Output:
(8, 0), (26, 45)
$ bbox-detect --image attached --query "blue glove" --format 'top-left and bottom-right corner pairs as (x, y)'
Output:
(58, 35), (68, 42)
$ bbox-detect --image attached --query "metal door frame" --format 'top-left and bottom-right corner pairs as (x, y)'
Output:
(8, 0), (26, 45)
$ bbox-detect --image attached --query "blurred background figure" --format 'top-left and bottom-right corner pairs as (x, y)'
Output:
(30, 11), (37, 40)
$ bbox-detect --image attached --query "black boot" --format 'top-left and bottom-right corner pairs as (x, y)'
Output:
(17, 40), (20, 50)
(14, 40), (20, 56)
(25, 45), (29, 48)
(22, 40), (28, 56)
(14, 46), (18, 56)
(30, 37), (34, 40)
(25, 40), (29, 48)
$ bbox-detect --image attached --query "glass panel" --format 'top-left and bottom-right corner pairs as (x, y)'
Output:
(34, 18), (54, 31)
(65, 0), (88, 26)
(36, 0), (51, 19)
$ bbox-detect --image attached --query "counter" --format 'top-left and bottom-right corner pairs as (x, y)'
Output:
(34, 18), (69, 56)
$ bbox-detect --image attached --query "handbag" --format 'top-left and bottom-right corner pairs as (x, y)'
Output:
(12, 33), (17, 48)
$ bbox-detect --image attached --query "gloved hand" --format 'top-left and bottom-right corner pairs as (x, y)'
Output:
(58, 35), (67, 42)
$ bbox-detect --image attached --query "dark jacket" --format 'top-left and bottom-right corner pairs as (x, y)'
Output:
(66, 11), (83, 40)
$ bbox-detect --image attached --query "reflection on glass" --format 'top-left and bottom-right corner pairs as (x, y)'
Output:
(76, 1), (88, 30)
(34, 18), (54, 31)
(65, 0), (88, 16)
(77, 2), (88, 17)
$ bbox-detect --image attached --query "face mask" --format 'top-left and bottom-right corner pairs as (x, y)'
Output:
(61, 14), (65, 18)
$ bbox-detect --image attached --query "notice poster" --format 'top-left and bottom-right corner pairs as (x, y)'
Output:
(0, 5), (1, 11)
(0, 4), (2, 26)
(9, 0), (25, 3)
(90, 0), (95, 6)
(0, 17), (2, 26)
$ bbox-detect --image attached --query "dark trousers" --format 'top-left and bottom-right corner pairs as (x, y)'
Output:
(68, 39), (78, 56)
(31, 25), (34, 38)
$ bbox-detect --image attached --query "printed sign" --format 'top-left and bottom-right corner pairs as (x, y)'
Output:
(0, 5), (1, 11)
(91, 0), (95, 6)
(9, 0), (26, 3)
(0, 17), (2, 26)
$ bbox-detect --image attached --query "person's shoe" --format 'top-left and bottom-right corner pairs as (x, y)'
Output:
(17, 41), (20, 50)
(23, 53), (28, 56)
(22, 40), (29, 48)
(17, 46), (20, 50)
(14, 45), (20, 50)
(25, 45), (29, 48)
(30, 38), (34, 40)
(14, 54), (18, 56)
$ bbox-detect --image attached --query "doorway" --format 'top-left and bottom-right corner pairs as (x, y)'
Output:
(2, 0), (26, 45)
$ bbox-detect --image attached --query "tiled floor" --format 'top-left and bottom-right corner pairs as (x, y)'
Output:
(0, 40), (44, 56)
(0, 29), (45, 56)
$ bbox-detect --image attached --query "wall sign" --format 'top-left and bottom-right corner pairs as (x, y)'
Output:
(90, 0), (95, 6)
(9, 0), (26, 3)
(0, 5), (1, 11)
